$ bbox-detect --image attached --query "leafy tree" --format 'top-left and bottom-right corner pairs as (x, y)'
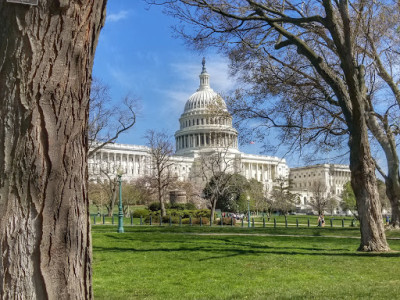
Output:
(194, 144), (239, 220)
(203, 172), (237, 215)
(341, 181), (359, 219)
(247, 179), (265, 214)
(0, 1), (106, 297)
(214, 174), (249, 212)
(150, 0), (397, 250)
(270, 177), (298, 216)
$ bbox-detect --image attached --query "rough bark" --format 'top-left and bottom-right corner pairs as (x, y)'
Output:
(349, 99), (389, 251)
(210, 197), (217, 222)
(0, 1), (106, 299)
(385, 175), (400, 228)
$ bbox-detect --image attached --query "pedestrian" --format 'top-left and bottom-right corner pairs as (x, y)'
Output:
(386, 215), (390, 226)
(317, 215), (322, 227)
(321, 214), (325, 227)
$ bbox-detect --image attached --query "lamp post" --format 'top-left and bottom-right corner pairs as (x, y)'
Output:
(247, 195), (251, 228)
(117, 172), (124, 233)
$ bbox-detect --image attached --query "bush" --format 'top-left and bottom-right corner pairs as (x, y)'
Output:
(215, 217), (236, 226)
(144, 214), (162, 224)
(166, 202), (197, 210)
(166, 209), (185, 217)
(181, 218), (191, 224)
(191, 217), (210, 225)
(193, 209), (211, 218)
(148, 202), (161, 211)
(162, 215), (180, 224)
(167, 203), (186, 210)
(185, 202), (197, 210)
(131, 208), (150, 218)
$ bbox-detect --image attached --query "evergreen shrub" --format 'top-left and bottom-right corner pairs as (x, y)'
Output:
(148, 202), (161, 211)
(132, 209), (150, 218)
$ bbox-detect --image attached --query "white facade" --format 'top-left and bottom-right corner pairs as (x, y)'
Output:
(289, 164), (351, 212)
(88, 143), (194, 182)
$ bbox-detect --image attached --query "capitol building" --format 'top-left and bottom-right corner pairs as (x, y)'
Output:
(88, 59), (350, 212)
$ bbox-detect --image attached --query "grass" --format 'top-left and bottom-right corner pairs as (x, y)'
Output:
(92, 226), (400, 299)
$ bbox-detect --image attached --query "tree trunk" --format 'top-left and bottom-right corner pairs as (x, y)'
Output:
(0, 1), (106, 299)
(158, 181), (166, 217)
(349, 114), (390, 252)
(210, 198), (217, 222)
(108, 188), (117, 217)
(385, 174), (400, 228)
(365, 107), (400, 228)
(382, 138), (400, 228)
(160, 197), (167, 217)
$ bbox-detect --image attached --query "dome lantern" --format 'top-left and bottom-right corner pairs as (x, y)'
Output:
(198, 57), (210, 91)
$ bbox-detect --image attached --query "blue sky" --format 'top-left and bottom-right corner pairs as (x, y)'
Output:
(92, 2), (259, 150)
(92, 1), (350, 168)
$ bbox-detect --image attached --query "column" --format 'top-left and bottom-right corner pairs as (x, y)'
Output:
(132, 155), (135, 176)
(256, 163), (259, 181)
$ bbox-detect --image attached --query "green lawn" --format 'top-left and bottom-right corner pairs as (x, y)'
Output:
(92, 226), (400, 299)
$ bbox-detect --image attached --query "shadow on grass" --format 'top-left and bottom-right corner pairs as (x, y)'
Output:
(93, 242), (400, 260)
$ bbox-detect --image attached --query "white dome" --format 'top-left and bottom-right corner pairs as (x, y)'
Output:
(175, 58), (238, 156)
(183, 58), (227, 113)
(184, 89), (227, 112)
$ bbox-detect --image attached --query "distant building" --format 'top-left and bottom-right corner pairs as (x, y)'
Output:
(289, 164), (351, 213)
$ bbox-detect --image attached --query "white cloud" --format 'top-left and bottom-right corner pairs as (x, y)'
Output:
(107, 10), (129, 23)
